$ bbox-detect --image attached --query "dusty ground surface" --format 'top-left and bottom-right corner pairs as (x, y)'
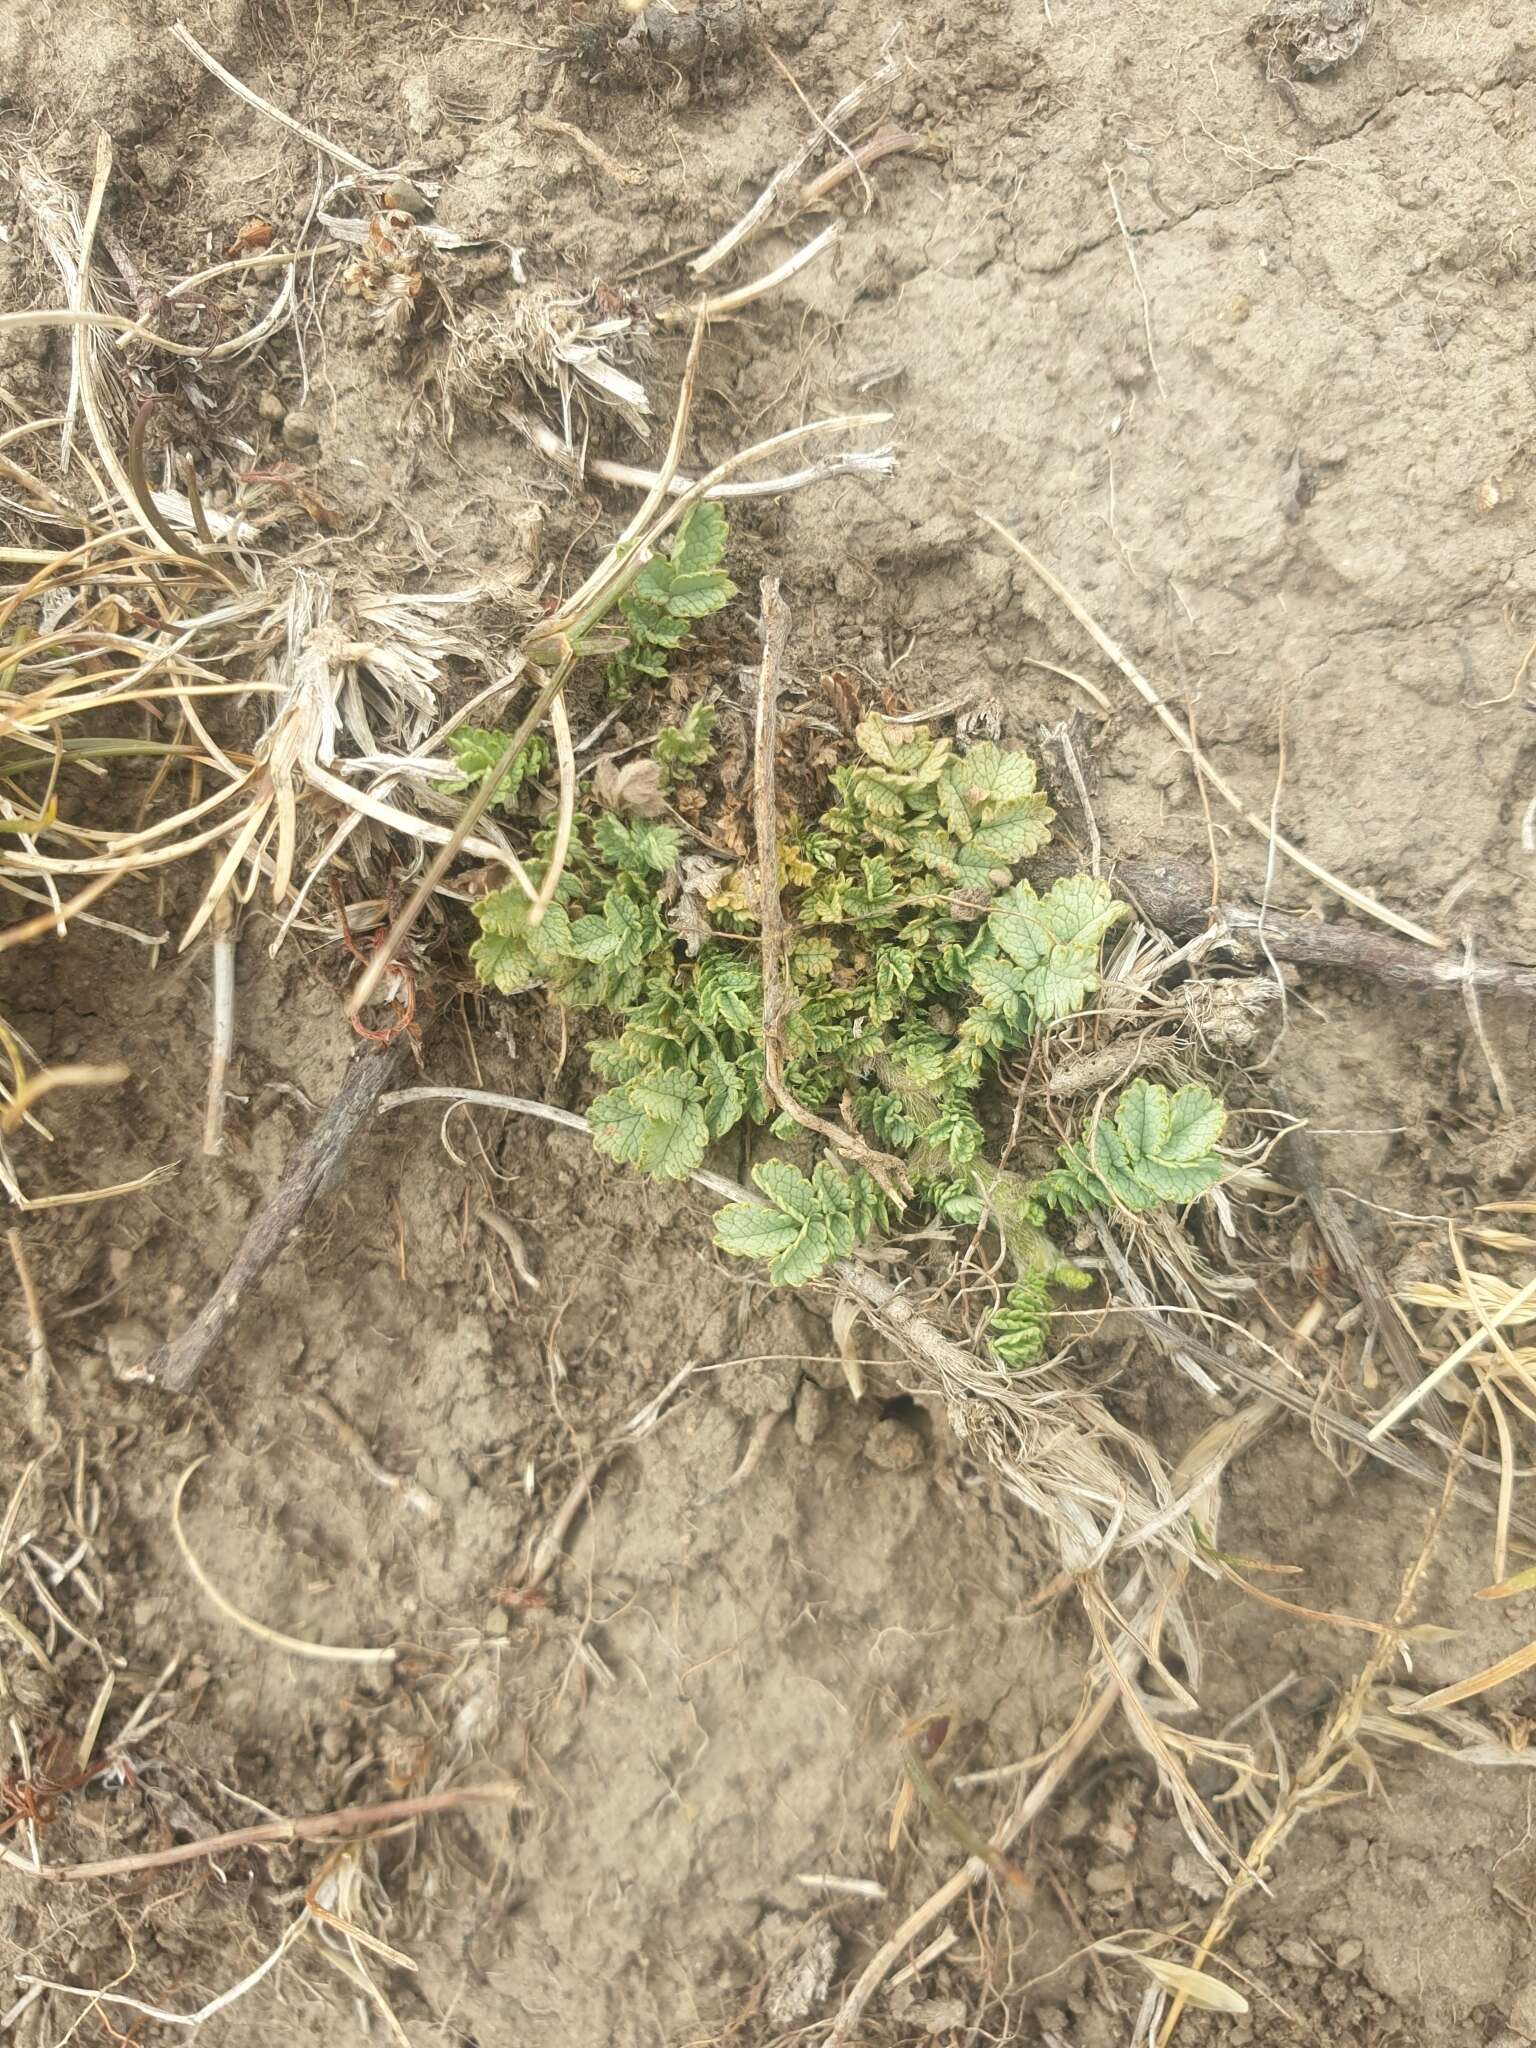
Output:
(5, 0), (1536, 2042)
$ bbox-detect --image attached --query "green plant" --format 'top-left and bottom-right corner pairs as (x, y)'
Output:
(438, 728), (550, 811)
(654, 699), (716, 783)
(713, 1159), (888, 1286)
(604, 501), (736, 702)
(464, 520), (1227, 1369)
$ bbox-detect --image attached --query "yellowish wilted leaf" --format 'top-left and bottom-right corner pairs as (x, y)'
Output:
(1393, 1635), (1536, 1715)
(1104, 1948), (1249, 2015)
(1478, 1560), (1536, 1601)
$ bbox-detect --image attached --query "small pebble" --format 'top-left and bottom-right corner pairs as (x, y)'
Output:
(257, 391), (285, 421)
(380, 175), (430, 215)
(793, 1379), (828, 1446)
(862, 1418), (923, 1471)
(137, 145), (176, 191)
(319, 1722), (347, 1763)
(482, 1607), (510, 1639)
(1085, 1861), (1130, 1897)
(104, 1316), (158, 1379)
(281, 409), (320, 450)
(1335, 1938), (1363, 1969)
(1279, 1936), (1321, 1970)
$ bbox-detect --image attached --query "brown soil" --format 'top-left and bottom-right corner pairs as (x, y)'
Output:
(5, 2), (1536, 2044)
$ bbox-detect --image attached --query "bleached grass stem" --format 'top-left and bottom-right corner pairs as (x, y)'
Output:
(981, 515), (1445, 949)
(1367, 1276), (1536, 1441)
(171, 1458), (395, 1665)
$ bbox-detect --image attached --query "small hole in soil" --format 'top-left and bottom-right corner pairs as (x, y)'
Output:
(880, 1393), (924, 1427)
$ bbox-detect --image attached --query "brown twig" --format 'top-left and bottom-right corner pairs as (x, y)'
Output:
(152, 1040), (411, 1394)
(1045, 852), (1536, 1000)
(8, 1783), (518, 1884)
(750, 578), (904, 1202)
(125, 397), (199, 565)
(798, 126), (931, 206)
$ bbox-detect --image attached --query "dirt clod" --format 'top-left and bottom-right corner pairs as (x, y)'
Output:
(862, 1416), (925, 1470)
(1253, 0), (1374, 76)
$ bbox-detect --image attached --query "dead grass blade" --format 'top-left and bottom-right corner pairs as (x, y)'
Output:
(980, 514), (1444, 949)
(1390, 1637), (1536, 1716)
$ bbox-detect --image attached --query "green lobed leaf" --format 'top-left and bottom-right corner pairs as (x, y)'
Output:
(987, 875), (1127, 1024)
(713, 1201), (803, 1263)
(989, 1277), (1053, 1367)
(694, 946), (760, 1033)
(441, 728), (550, 812)
(942, 742), (1044, 812)
(590, 1069), (709, 1181)
(767, 1213), (832, 1286)
(655, 700), (716, 778)
(567, 890), (646, 968)
(670, 499), (728, 575)
(665, 569), (737, 620)
(854, 717), (951, 781)
(752, 1157), (818, 1222)
(1041, 1080), (1227, 1216)
(592, 814), (681, 875)
(632, 558), (675, 606)
(926, 1103), (984, 1167)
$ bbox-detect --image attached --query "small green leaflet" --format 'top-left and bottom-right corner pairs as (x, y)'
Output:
(853, 716), (951, 783)
(986, 875), (1127, 1023)
(1041, 1079), (1227, 1215)
(629, 556), (736, 621)
(989, 1276), (1053, 1366)
(667, 570), (736, 619)
(670, 499), (728, 575)
(926, 1103), (983, 1167)
(712, 1158), (885, 1286)
(440, 729), (550, 812)
(568, 893), (646, 972)
(694, 946), (760, 1032)
(608, 503), (734, 700)
(468, 895), (572, 994)
(591, 814), (681, 875)
(655, 700), (716, 779)
(942, 742), (1041, 809)
(590, 1068), (709, 1180)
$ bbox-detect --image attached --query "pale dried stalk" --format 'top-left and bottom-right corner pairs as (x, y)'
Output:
(981, 515), (1444, 950)
(672, 223), (843, 324)
(201, 884), (236, 1157)
(172, 1458), (396, 1664)
(824, 1683), (1117, 2043)
(1368, 1276), (1536, 1440)
(512, 411), (895, 498)
(691, 40), (902, 274)
(6, 1228), (51, 1439)
(170, 20), (396, 181)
